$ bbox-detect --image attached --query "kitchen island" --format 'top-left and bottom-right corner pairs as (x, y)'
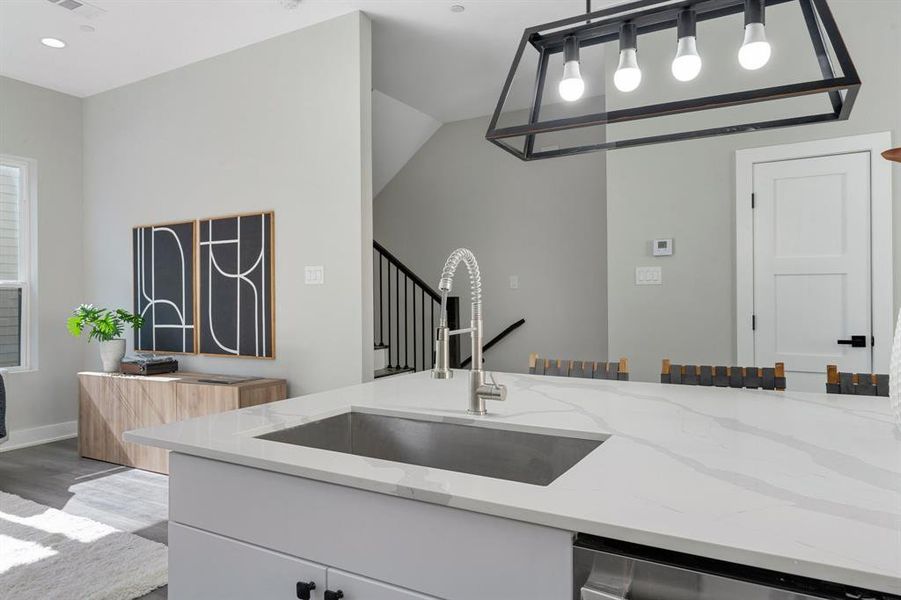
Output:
(126, 371), (901, 599)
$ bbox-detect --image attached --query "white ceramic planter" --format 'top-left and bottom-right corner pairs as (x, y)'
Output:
(99, 339), (126, 373)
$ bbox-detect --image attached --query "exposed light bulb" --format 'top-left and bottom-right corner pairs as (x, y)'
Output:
(738, 22), (771, 70)
(672, 9), (701, 82)
(558, 61), (585, 101)
(558, 36), (584, 102)
(614, 23), (641, 93)
(672, 36), (702, 81)
(614, 48), (642, 93)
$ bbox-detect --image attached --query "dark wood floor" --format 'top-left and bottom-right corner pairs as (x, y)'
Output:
(0, 438), (169, 599)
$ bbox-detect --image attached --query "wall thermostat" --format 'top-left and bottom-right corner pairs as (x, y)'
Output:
(653, 239), (673, 256)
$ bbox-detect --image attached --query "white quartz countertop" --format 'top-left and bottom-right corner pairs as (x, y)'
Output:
(126, 371), (901, 594)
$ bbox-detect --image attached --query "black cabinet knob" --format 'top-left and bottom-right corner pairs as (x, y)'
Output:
(296, 580), (316, 600)
(324, 590), (344, 600)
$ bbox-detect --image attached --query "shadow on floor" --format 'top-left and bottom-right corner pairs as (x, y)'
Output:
(0, 438), (170, 598)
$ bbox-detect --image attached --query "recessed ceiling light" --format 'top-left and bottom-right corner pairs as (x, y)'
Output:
(40, 37), (66, 48)
(450, 5), (465, 13)
(80, 25), (95, 33)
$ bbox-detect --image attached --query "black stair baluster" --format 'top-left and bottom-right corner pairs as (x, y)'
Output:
(421, 289), (425, 373)
(404, 273), (409, 369)
(412, 282), (417, 371)
(429, 302), (435, 365)
(373, 249), (378, 346)
(378, 252), (384, 347)
(394, 264), (399, 368)
(373, 248), (379, 348)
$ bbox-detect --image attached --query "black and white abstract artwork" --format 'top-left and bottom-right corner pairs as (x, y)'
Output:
(198, 212), (274, 358)
(133, 221), (196, 353)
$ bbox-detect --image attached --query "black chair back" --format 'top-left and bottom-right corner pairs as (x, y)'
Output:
(529, 354), (629, 381)
(661, 359), (786, 391)
(825, 365), (888, 396)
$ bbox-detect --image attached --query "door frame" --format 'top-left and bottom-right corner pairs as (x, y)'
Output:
(735, 131), (893, 372)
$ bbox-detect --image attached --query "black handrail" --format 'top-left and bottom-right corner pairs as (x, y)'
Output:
(460, 318), (526, 368)
(373, 241), (460, 373)
(373, 240), (442, 303)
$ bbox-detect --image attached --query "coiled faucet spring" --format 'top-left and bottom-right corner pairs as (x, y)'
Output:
(438, 248), (481, 324)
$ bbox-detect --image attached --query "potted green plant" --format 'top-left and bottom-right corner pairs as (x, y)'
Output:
(67, 304), (144, 373)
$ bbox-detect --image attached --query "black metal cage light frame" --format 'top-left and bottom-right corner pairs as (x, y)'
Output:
(485, 0), (859, 161)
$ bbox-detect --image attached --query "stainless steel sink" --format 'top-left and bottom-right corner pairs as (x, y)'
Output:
(256, 411), (603, 486)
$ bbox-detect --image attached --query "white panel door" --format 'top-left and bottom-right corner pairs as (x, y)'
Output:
(753, 152), (872, 391)
(326, 568), (439, 600)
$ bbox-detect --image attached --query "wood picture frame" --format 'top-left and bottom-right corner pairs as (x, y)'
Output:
(197, 211), (275, 359)
(132, 220), (198, 354)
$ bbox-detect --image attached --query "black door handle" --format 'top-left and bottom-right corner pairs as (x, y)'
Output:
(837, 335), (866, 348)
(324, 591), (344, 600)
(296, 581), (316, 599)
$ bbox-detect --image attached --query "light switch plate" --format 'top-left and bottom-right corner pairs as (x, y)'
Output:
(636, 266), (662, 285)
(304, 265), (324, 285)
(509, 275), (519, 289)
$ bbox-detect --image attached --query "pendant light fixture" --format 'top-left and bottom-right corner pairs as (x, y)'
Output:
(672, 9), (702, 81)
(614, 23), (642, 92)
(558, 36), (585, 101)
(738, 0), (772, 70)
(487, 0), (859, 161)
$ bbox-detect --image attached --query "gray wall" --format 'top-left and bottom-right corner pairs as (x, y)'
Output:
(374, 114), (607, 375)
(0, 76), (84, 445)
(372, 90), (440, 197)
(606, 0), (901, 381)
(83, 12), (373, 394)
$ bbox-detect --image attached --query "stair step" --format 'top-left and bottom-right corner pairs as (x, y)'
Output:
(374, 366), (414, 379)
(374, 344), (389, 350)
(373, 345), (389, 370)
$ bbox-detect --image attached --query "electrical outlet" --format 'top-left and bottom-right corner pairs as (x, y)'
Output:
(509, 275), (519, 289)
(636, 266), (662, 285)
(304, 265), (324, 285)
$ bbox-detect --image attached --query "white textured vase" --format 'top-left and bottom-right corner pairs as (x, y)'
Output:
(99, 339), (126, 373)
(890, 308), (901, 431)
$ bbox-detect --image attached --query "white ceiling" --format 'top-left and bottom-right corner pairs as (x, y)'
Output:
(0, 0), (602, 123)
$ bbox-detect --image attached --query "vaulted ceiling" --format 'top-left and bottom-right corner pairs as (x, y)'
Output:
(0, 0), (602, 123)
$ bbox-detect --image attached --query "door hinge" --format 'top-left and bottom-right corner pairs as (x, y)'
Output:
(752, 314), (756, 330)
(751, 193), (755, 209)
(872, 335), (875, 347)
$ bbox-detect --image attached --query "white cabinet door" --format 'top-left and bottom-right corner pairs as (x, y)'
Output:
(753, 152), (872, 391)
(169, 522), (327, 599)
(326, 568), (439, 600)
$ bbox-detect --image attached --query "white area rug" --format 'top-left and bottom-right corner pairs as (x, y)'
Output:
(0, 490), (167, 599)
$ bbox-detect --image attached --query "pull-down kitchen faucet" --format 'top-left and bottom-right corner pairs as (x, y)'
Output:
(432, 248), (506, 415)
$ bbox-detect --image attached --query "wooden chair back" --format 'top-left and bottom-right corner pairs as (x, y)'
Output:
(825, 365), (889, 396)
(661, 359), (786, 391)
(529, 354), (629, 381)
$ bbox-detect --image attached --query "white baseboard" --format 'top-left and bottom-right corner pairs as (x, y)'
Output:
(0, 420), (77, 452)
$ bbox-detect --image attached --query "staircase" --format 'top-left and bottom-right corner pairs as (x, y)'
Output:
(372, 241), (527, 379)
(373, 241), (461, 378)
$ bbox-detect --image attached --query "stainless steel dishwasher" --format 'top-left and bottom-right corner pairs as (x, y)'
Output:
(574, 534), (898, 600)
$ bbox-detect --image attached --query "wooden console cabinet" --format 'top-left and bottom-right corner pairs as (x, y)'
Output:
(78, 371), (286, 474)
